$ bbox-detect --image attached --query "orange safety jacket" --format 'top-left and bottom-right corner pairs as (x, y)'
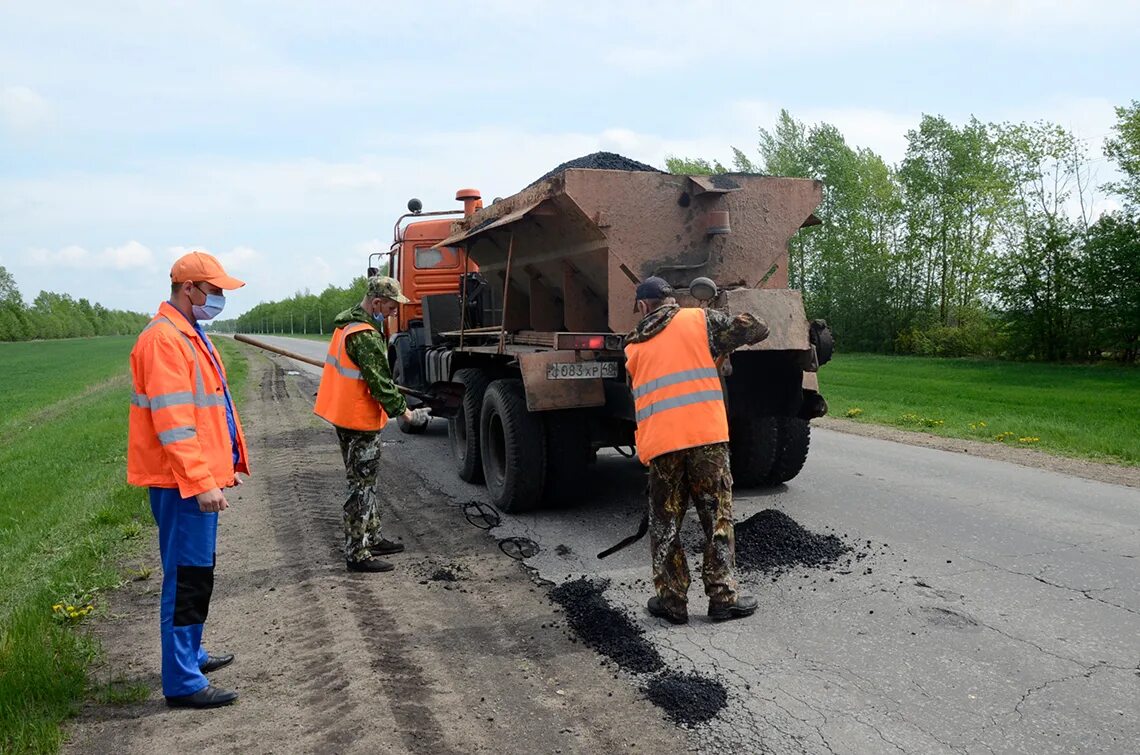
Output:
(127, 302), (250, 498)
(624, 308), (729, 464)
(313, 322), (388, 432)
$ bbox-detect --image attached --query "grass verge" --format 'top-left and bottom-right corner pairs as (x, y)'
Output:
(822, 353), (1139, 466)
(0, 334), (249, 753)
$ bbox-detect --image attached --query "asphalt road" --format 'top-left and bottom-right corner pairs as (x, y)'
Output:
(242, 335), (1140, 755)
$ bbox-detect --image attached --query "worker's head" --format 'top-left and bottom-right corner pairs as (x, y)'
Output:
(169, 251), (245, 321)
(633, 276), (675, 317)
(364, 275), (409, 319)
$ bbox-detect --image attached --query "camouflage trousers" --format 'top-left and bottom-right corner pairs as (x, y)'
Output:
(647, 442), (738, 615)
(336, 427), (386, 563)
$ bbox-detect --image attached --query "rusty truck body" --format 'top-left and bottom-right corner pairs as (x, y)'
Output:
(373, 163), (832, 512)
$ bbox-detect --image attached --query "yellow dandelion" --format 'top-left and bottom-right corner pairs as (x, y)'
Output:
(52, 604), (62, 611)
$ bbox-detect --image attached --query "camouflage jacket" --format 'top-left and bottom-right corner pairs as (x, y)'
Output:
(624, 304), (768, 358)
(333, 305), (407, 418)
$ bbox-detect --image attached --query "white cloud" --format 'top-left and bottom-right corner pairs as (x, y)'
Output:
(28, 240), (154, 270)
(1, 85), (52, 132)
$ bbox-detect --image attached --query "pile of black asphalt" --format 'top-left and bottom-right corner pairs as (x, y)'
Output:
(550, 577), (664, 674)
(528, 151), (661, 187)
(643, 671), (729, 726)
(734, 508), (852, 575)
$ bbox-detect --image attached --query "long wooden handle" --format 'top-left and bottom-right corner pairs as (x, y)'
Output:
(234, 333), (322, 368)
(233, 333), (423, 398)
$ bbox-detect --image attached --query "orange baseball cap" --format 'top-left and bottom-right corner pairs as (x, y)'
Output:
(170, 251), (245, 290)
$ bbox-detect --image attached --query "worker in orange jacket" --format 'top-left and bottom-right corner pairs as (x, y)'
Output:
(128, 251), (249, 709)
(624, 276), (768, 625)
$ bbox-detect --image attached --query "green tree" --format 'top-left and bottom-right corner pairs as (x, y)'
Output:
(756, 113), (906, 350)
(992, 121), (1094, 360)
(0, 266), (22, 307)
(898, 116), (1010, 327)
(1104, 100), (1140, 211)
(1082, 213), (1140, 362)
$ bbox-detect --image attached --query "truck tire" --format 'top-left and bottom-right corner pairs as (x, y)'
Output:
(392, 356), (427, 435)
(480, 380), (546, 513)
(729, 412), (779, 488)
(764, 417), (811, 485)
(543, 411), (592, 505)
(448, 368), (491, 482)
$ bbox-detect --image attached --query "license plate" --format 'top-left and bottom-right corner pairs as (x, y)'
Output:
(546, 361), (618, 380)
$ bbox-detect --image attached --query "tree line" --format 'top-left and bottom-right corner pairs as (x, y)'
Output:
(668, 101), (1139, 363)
(206, 277), (369, 335)
(0, 266), (152, 341)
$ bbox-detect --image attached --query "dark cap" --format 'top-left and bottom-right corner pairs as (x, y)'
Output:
(635, 276), (673, 301)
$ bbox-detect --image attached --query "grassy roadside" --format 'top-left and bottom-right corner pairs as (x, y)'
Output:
(821, 353), (1139, 466)
(0, 336), (249, 753)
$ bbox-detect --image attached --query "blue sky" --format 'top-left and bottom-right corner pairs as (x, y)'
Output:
(2, 1), (1137, 318)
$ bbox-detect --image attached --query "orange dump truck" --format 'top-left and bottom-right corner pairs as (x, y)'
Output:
(371, 159), (833, 512)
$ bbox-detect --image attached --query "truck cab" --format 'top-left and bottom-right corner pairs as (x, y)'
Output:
(371, 191), (482, 423)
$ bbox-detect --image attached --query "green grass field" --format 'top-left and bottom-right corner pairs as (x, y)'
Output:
(0, 335), (248, 753)
(822, 353), (1139, 466)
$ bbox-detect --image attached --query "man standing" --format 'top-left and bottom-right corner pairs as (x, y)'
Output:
(624, 276), (769, 625)
(128, 251), (249, 708)
(314, 275), (419, 573)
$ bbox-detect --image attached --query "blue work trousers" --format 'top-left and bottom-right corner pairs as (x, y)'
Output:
(149, 487), (217, 697)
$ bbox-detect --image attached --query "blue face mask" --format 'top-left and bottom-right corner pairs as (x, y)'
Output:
(372, 312), (384, 323)
(192, 285), (226, 320)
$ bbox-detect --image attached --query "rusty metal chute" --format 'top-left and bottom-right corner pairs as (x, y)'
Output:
(434, 169), (822, 337)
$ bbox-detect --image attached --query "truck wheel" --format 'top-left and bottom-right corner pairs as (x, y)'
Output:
(764, 418), (811, 485)
(729, 412), (779, 488)
(543, 411), (591, 505)
(392, 356), (427, 435)
(449, 368), (491, 482)
(480, 379), (546, 513)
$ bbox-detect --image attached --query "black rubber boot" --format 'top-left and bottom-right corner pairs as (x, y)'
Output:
(647, 596), (688, 625)
(708, 594), (758, 621)
(370, 538), (405, 556)
(347, 558), (394, 573)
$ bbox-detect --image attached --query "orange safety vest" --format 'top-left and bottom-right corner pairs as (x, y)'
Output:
(624, 308), (728, 464)
(127, 301), (250, 498)
(313, 322), (388, 431)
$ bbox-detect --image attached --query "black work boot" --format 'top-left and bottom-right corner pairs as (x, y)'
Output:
(369, 538), (405, 556)
(166, 685), (238, 709)
(347, 558), (394, 573)
(708, 594), (758, 621)
(647, 596), (688, 625)
(199, 653), (235, 673)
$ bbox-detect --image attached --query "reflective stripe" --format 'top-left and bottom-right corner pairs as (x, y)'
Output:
(135, 317), (229, 414)
(325, 353), (362, 380)
(632, 367), (719, 399)
(133, 390), (228, 410)
(148, 390), (194, 410)
(636, 389), (725, 423)
(157, 426), (197, 445)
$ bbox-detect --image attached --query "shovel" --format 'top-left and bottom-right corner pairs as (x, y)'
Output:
(233, 333), (464, 420)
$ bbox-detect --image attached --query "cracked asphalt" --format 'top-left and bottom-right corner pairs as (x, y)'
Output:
(254, 336), (1140, 754)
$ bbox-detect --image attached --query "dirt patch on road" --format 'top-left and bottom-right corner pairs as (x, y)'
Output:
(817, 417), (1140, 488)
(66, 353), (687, 754)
